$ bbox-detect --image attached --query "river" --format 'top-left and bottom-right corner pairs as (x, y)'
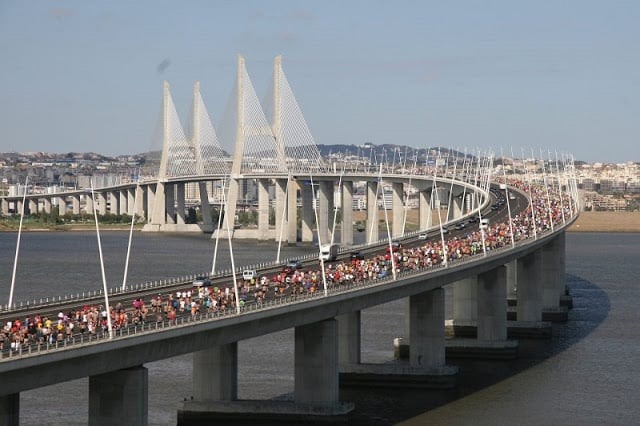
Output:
(0, 231), (637, 425)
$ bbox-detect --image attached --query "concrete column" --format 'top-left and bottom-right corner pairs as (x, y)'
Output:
(176, 182), (186, 225)
(409, 288), (445, 369)
(556, 233), (566, 297)
(150, 182), (165, 225)
(301, 182), (313, 243)
(119, 190), (128, 215)
(366, 181), (379, 243)
(57, 197), (66, 216)
(89, 366), (148, 426)
(96, 193), (106, 215)
(392, 182), (404, 238)
(0, 393), (19, 426)
(84, 194), (93, 215)
(127, 188), (135, 216)
(542, 237), (561, 310)
(165, 183), (176, 224)
(1, 199), (9, 215)
(452, 195), (463, 219)
(337, 311), (361, 366)
(477, 265), (507, 341)
(110, 191), (119, 214)
(146, 184), (156, 223)
(198, 181), (212, 228)
(517, 249), (543, 322)
(72, 195), (81, 215)
(43, 198), (51, 214)
(506, 260), (518, 299)
(28, 199), (37, 214)
(193, 343), (238, 401)
(318, 180), (332, 244)
(274, 179), (287, 239)
(452, 277), (477, 324)
(295, 319), (339, 404)
(287, 179), (299, 244)
(258, 179), (270, 239)
(419, 189), (432, 230)
(341, 180), (354, 246)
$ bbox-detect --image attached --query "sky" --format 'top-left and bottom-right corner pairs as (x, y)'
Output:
(0, 1), (638, 163)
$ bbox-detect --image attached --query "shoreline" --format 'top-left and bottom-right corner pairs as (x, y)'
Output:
(2, 211), (638, 233)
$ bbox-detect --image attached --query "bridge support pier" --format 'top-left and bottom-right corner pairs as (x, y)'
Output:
(301, 181), (313, 242)
(287, 179), (299, 244)
(0, 393), (19, 426)
(541, 234), (569, 321)
(192, 343), (238, 401)
(89, 366), (148, 426)
(419, 189), (432, 230)
(295, 319), (339, 404)
(337, 311), (361, 366)
(341, 180), (354, 246)
(257, 179), (270, 240)
(392, 182), (404, 238)
(366, 181), (379, 243)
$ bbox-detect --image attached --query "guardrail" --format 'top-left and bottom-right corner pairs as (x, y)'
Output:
(0, 214), (573, 362)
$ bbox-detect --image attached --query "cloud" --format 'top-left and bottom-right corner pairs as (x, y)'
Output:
(157, 58), (171, 74)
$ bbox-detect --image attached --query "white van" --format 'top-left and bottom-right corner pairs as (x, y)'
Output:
(479, 218), (490, 230)
(242, 270), (256, 281)
(319, 243), (339, 261)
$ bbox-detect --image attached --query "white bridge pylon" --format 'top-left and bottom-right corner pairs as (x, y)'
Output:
(145, 55), (325, 231)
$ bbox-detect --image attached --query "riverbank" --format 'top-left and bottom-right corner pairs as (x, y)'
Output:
(2, 211), (638, 233)
(567, 211), (640, 233)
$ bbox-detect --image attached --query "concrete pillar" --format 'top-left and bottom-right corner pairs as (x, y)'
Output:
(89, 366), (148, 426)
(28, 199), (37, 215)
(165, 183), (176, 224)
(43, 198), (51, 214)
(337, 311), (361, 366)
(366, 181), (379, 243)
(452, 277), (477, 324)
(452, 195), (463, 218)
(198, 181), (212, 228)
(1, 199), (9, 215)
(318, 180), (332, 244)
(295, 319), (339, 404)
(57, 197), (66, 216)
(119, 190), (128, 215)
(392, 182), (404, 238)
(146, 184), (156, 223)
(341, 180), (354, 246)
(556, 233), (566, 297)
(477, 265), (507, 341)
(0, 393), (19, 426)
(193, 343), (238, 401)
(176, 182), (186, 225)
(287, 179), (299, 244)
(419, 189), (432, 230)
(84, 194), (93, 215)
(517, 249), (543, 322)
(301, 182), (313, 243)
(110, 191), (119, 215)
(506, 260), (518, 299)
(258, 179), (270, 239)
(72, 195), (81, 215)
(96, 193), (106, 215)
(150, 182), (165, 225)
(274, 179), (287, 239)
(126, 188), (135, 216)
(409, 288), (445, 369)
(542, 237), (561, 310)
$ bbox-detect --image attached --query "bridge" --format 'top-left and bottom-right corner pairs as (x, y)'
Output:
(0, 56), (580, 425)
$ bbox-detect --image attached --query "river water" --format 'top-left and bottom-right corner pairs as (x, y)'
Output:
(0, 231), (637, 425)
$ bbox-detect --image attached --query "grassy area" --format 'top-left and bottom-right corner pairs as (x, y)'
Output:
(568, 211), (640, 233)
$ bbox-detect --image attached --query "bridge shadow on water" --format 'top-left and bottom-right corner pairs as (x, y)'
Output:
(335, 273), (611, 426)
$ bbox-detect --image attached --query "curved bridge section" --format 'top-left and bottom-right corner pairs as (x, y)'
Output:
(0, 161), (579, 424)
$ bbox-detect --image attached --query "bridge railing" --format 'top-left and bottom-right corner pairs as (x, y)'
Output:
(0, 212), (575, 362)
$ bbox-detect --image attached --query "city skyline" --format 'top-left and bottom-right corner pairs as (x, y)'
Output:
(1, 1), (638, 163)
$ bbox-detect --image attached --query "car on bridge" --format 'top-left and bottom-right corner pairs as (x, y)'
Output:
(192, 276), (212, 287)
(282, 259), (303, 275)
